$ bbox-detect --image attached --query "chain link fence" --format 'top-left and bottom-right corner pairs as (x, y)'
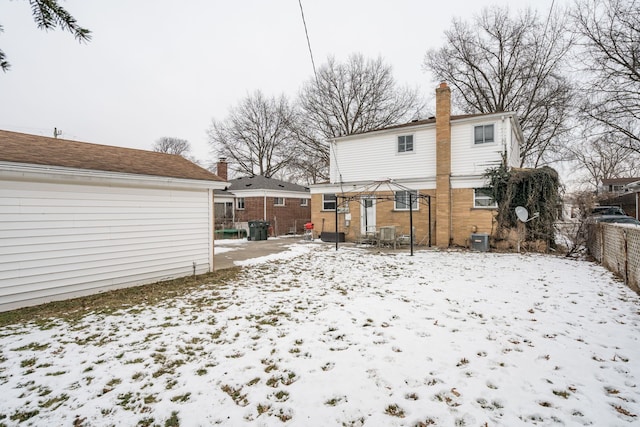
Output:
(587, 224), (640, 293)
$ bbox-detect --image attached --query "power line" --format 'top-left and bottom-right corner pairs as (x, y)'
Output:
(298, 0), (318, 85)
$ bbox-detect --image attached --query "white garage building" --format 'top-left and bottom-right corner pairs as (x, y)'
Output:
(0, 130), (227, 312)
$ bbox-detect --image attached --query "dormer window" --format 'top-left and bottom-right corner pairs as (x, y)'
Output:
(474, 124), (495, 144)
(398, 135), (414, 153)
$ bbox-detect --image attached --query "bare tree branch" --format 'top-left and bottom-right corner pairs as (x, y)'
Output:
(208, 91), (299, 179)
(152, 137), (191, 157)
(297, 53), (424, 182)
(424, 6), (574, 167)
(572, 0), (640, 152)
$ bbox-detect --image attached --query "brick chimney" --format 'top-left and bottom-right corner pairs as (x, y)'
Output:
(435, 82), (451, 247)
(216, 157), (228, 181)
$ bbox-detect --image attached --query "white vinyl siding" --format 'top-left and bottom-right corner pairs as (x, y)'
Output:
(451, 121), (505, 176)
(330, 128), (436, 183)
(0, 179), (212, 311)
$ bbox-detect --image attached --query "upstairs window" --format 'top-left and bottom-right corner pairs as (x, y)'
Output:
(300, 198), (309, 206)
(322, 194), (336, 211)
(394, 190), (418, 210)
(474, 124), (495, 144)
(274, 197), (285, 206)
(236, 198), (245, 210)
(398, 135), (414, 153)
(474, 188), (497, 208)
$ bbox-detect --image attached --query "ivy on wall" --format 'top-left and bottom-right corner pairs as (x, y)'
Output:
(485, 165), (561, 247)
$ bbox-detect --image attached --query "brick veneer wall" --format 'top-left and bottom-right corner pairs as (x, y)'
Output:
(450, 188), (496, 246)
(235, 196), (311, 235)
(435, 82), (452, 247)
(311, 189), (496, 247)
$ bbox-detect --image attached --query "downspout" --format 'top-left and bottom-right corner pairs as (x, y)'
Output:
(263, 190), (267, 221)
(449, 175), (453, 246)
(208, 188), (214, 272)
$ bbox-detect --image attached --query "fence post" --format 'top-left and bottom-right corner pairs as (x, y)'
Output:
(624, 230), (628, 286)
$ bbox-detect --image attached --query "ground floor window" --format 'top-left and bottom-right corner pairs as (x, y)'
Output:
(394, 190), (418, 210)
(323, 193), (336, 210)
(474, 188), (497, 208)
(274, 197), (285, 206)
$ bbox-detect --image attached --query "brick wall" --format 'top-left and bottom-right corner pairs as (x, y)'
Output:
(312, 189), (496, 247)
(435, 82), (452, 247)
(235, 196), (311, 236)
(450, 188), (496, 246)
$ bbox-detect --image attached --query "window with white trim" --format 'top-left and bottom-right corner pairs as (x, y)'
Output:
(397, 135), (414, 153)
(322, 193), (336, 211)
(274, 197), (285, 206)
(474, 124), (495, 144)
(474, 188), (497, 208)
(236, 197), (245, 210)
(394, 190), (418, 210)
(300, 198), (308, 206)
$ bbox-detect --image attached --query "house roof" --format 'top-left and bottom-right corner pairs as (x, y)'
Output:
(334, 113), (496, 139)
(0, 130), (224, 182)
(601, 177), (640, 186)
(226, 175), (309, 193)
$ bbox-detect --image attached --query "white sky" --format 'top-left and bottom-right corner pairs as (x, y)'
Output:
(1, 241), (639, 425)
(0, 0), (565, 167)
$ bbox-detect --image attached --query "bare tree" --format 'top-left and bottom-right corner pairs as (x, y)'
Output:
(565, 126), (640, 191)
(1, 0), (91, 72)
(571, 0), (640, 153)
(424, 5), (574, 167)
(297, 53), (423, 182)
(208, 91), (298, 178)
(152, 137), (191, 157)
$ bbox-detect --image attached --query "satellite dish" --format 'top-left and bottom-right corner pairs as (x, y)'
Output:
(515, 206), (529, 222)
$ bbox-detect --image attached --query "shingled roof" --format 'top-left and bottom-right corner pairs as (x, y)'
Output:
(227, 175), (309, 192)
(0, 130), (223, 182)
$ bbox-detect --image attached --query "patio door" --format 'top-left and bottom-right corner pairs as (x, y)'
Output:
(360, 196), (376, 234)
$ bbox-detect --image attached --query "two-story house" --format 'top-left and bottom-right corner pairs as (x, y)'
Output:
(309, 82), (523, 248)
(214, 159), (311, 237)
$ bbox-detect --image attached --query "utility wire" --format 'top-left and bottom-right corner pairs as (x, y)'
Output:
(298, 0), (318, 85)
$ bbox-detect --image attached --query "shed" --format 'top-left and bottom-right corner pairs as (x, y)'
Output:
(0, 130), (227, 311)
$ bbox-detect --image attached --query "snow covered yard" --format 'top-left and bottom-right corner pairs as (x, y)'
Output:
(0, 244), (639, 426)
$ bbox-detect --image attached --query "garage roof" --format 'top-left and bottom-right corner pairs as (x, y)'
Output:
(0, 130), (223, 182)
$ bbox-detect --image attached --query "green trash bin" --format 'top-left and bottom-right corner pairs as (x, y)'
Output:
(248, 220), (258, 241)
(248, 220), (269, 241)
(261, 221), (270, 240)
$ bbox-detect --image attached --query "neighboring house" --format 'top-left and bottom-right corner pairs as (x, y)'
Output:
(213, 160), (311, 236)
(628, 180), (640, 220)
(599, 177), (640, 219)
(0, 130), (227, 312)
(309, 82), (523, 248)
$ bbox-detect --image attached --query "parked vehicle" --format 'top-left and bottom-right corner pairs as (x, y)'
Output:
(590, 215), (640, 226)
(590, 206), (626, 216)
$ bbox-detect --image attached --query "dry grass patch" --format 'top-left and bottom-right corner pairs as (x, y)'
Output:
(0, 269), (241, 327)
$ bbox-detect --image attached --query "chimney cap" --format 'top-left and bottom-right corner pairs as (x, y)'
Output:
(439, 81), (448, 88)
(218, 157), (227, 162)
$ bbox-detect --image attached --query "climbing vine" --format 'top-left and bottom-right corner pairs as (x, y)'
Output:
(485, 165), (561, 248)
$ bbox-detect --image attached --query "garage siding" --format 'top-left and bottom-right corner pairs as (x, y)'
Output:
(0, 179), (212, 311)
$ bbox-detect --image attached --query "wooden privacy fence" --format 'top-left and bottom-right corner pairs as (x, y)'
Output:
(587, 224), (640, 293)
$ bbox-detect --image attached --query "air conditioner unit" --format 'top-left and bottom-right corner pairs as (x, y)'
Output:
(470, 233), (490, 252)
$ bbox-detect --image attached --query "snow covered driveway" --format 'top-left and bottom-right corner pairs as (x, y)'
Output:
(1, 244), (639, 426)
